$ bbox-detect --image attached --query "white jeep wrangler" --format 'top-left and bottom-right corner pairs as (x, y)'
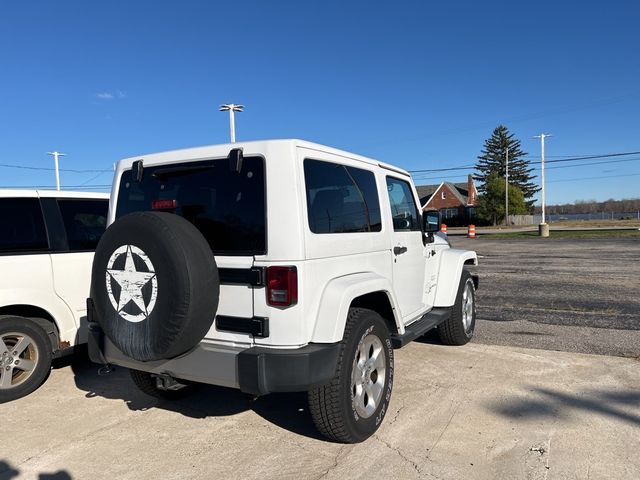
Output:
(88, 140), (478, 443)
(0, 190), (109, 402)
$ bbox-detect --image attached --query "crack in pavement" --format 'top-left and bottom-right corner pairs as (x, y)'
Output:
(427, 402), (461, 459)
(373, 434), (439, 479)
(313, 444), (349, 479)
(388, 400), (406, 425)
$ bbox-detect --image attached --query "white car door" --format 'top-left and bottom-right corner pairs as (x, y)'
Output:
(385, 176), (427, 322)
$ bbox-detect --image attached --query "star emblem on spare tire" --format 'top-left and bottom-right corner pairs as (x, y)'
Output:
(105, 245), (158, 323)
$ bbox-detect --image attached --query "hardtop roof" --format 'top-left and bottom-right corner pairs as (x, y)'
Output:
(117, 139), (410, 177)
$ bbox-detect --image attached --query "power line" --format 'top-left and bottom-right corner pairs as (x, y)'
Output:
(78, 171), (109, 186)
(543, 151), (640, 165)
(407, 150), (640, 174)
(0, 163), (112, 173)
(412, 156), (640, 182)
(546, 172), (640, 183)
(544, 156), (640, 171)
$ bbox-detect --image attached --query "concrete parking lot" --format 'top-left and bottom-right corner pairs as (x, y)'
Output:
(1, 236), (639, 479)
(1, 341), (639, 480)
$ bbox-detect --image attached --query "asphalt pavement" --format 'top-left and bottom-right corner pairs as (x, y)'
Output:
(450, 236), (640, 358)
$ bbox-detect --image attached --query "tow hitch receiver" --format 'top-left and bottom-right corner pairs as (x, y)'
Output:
(154, 373), (187, 391)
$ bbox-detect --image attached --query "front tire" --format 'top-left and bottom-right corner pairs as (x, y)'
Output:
(308, 308), (394, 443)
(0, 317), (52, 403)
(438, 269), (476, 345)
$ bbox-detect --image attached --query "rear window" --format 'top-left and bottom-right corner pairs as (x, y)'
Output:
(115, 157), (266, 255)
(0, 198), (49, 253)
(57, 199), (108, 251)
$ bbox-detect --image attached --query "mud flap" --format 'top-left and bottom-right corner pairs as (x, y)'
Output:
(87, 298), (109, 365)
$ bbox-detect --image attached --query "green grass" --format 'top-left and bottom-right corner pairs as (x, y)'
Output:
(485, 229), (640, 239)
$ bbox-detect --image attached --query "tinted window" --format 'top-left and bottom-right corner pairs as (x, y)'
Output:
(304, 159), (382, 234)
(0, 198), (48, 252)
(386, 177), (420, 231)
(116, 157), (266, 255)
(58, 199), (108, 251)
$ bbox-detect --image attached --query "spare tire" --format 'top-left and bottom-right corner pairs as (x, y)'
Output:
(91, 211), (219, 362)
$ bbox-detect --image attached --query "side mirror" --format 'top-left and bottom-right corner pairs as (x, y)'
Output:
(422, 210), (441, 233)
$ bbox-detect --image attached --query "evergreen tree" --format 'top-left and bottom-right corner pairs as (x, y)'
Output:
(474, 125), (539, 210)
(476, 174), (528, 225)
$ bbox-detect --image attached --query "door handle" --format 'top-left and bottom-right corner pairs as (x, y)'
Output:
(393, 246), (408, 255)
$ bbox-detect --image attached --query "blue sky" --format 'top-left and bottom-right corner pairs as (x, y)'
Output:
(1, 0), (639, 204)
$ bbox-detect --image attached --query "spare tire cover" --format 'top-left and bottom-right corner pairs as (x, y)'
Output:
(91, 211), (219, 362)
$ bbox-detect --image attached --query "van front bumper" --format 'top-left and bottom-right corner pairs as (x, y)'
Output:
(87, 322), (340, 396)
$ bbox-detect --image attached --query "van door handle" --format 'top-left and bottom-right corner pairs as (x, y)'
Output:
(393, 246), (408, 255)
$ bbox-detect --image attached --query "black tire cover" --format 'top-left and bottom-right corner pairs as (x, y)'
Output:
(91, 211), (219, 362)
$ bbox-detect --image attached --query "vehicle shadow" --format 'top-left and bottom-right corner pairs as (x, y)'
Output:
(0, 460), (72, 480)
(67, 352), (325, 441)
(413, 328), (444, 345)
(486, 386), (640, 427)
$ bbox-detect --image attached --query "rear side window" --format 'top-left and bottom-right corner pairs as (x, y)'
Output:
(57, 199), (108, 251)
(386, 177), (420, 231)
(116, 157), (266, 255)
(0, 198), (48, 252)
(304, 159), (382, 234)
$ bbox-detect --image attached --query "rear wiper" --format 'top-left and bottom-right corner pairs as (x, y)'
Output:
(152, 164), (213, 180)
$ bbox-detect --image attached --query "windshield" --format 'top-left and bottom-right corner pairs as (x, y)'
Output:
(115, 157), (266, 255)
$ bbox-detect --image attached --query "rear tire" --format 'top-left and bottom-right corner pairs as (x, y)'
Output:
(0, 317), (52, 403)
(129, 369), (191, 400)
(308, 308), (394, 443)
(438, 269), (476, 345)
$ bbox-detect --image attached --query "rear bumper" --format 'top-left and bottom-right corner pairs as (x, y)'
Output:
(87, 322), (340, 396)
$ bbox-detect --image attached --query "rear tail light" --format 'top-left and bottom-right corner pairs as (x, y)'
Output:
(266, 266), (298, 307)
(152, 199), (177, 210)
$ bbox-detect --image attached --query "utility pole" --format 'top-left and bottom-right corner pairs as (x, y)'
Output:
(533, 134), (552, 237)
(505, 147), (509, 226)
(219, 103), (244, 142)
(46, 151), (66, 191)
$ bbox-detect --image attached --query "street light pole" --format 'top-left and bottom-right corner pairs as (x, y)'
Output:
(219, 103), (244, 142)
(505, 147), (509, 226)
(46, 151), (66, 191)
(533, 134), (552, 236)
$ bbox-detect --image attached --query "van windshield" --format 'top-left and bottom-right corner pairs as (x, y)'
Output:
(115, 157), (266, 255)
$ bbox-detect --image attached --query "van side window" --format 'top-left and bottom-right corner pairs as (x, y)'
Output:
(57, 199), (108, 251)
(0, 198), (49, 252)
(304, 159), (382, 234)
(386, 177), (420, 231)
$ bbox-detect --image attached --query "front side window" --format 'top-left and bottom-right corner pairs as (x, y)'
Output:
(386, 177), (420, 231)
(0, 198), (48, 252)
(304, 159), (382, 234)
(116, 157), (266, 255)
(57, 199), (108, 251)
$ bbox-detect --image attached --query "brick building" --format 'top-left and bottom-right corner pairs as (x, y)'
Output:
(415, 175), (478, 225)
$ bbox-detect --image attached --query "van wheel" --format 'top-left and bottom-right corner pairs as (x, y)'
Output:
(129, 369), (191, 400)
(438, 269), (476, 345)
(308, 308), (394, 443)
(0, 317), (52, 403)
